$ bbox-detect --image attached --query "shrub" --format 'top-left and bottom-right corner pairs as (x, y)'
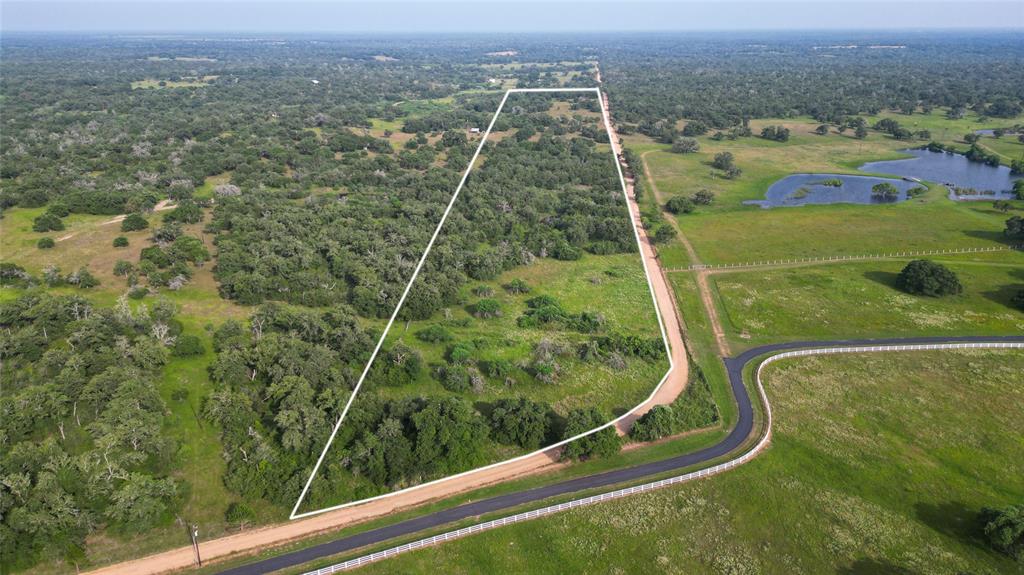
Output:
(225, 502), (255, 530)
(68, 267), (99, 289)
(480, 358), (512, 379)
(1006, 215), (1024, 238)
(896, 259), (963, 297)
(172, 334), (205, 357)
(121, 213), (149, 232)
(113, 260), (134, 276)
(140, 246), (172, 268)
(113, 236), (130, 247)
(471, 285), (494, 297)
(32, 213), (65, 232)
(631, 405), (676, 442)
(760, 125), (791, 142)
(473, 298), (501, 318)
(447, 342), (475, 365)
(711, 152), (734, 170)
(652, 224), (676, 244)
(163, 200), (203, 225)
(560, 408), (621, 461)
(692, 189), (715, 205)
(681, 120), (707, 137)
(665, 196), (695, 214)
(46, 202), (70, 217)
(439, 365), (470, 392)
(36, 237), (55, 249)
(503, 278), (530, 294)
(871, 182), (900, 199)
(416, 324), (453, 343)
(151, 222), (183, 244)
(670, 137), (700, 154)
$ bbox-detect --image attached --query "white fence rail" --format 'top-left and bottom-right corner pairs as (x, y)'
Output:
(302, 341), (1024, 574)
(673, 244), (1023, 272)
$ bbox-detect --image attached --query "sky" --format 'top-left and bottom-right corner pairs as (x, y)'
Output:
(2, 0), (1023, 33)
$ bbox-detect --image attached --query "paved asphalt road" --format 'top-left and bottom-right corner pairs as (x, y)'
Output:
(219, 335), (1024, 575)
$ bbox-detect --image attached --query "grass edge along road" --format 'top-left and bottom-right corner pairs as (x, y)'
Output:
(223, 337), (1024, 575)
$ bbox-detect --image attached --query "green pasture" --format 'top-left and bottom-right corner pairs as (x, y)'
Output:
(709, 254), (1024, 350)
(346, 349), (1024, 574)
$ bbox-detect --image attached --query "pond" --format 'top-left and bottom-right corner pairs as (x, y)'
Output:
(860, 148), (1020, 199)
(744, 174), (920, 208)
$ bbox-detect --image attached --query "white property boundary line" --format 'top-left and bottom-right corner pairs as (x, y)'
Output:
(301, 341), (1024, 573)
(291, 87), (675, 520)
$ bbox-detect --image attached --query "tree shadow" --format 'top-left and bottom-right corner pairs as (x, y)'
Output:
(981, 283), (1024, 310)
(914, 500), (988, 551)
(836, 558), (919, 575)
(863, 270), (899, 289)
(982, 269), (1024, 311)
(473, 400), (496, 420)
(962, 229), (1017, 246)
(547, 410), (568, 444)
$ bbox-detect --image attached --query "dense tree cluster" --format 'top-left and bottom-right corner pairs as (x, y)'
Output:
(202, 303), (374, 506)
(0, 36), (501, 218)
(631, 365), (719, 442)
(602, 32), (1024, 130)
(896, 260), (963, 297)
(212, 102), (634, 321)
(0, 292), (183, 570)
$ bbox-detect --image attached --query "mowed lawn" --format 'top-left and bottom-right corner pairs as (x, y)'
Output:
(709, 254), (1024, 349)
(350, 349), (1024, 575)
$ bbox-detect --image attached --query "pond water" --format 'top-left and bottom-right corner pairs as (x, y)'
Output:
(750, 148), (1020, 208)
(744, 174), (919, 208)
(860, 148), (1019, 199)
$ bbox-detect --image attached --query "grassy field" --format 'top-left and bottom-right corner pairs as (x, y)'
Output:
(378, 253), (668, 415)
(0, 205), (249, 321)
(345, 349), (1024, 575)
(707, 253), (1024, 349)
(629, 109), (1022, 265)
(131, 76), (217, 89)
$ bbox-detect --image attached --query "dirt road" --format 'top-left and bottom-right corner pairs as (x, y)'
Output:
(85, 87), (689, 575)
(57, 200), (177, 242)
(639, 150), (731, 357)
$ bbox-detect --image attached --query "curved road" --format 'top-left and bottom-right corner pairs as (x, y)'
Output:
(219, 334), (1024, 575)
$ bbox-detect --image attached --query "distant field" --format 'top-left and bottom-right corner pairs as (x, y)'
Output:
(629, 110), (1022, 265)
(131, 75), (217, 89)
(349, 349), (1024, 574)
(708, 254), (1024, 349)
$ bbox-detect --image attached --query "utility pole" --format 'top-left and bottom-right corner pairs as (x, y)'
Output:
(189, 524), (202, 567)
